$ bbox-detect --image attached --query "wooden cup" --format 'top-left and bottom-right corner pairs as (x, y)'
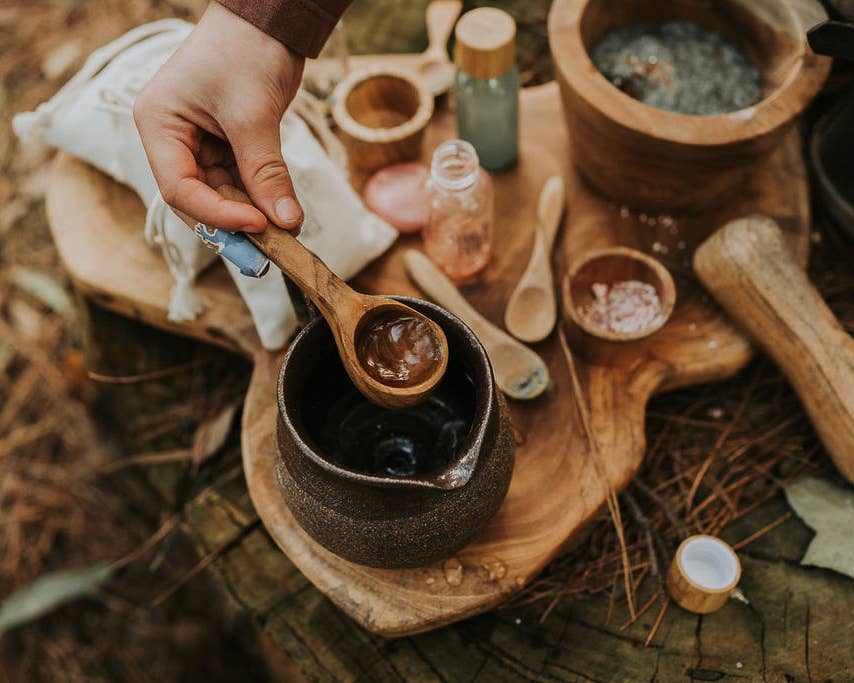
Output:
(667, 535), (742, 614)
(332, 67), (434, 172)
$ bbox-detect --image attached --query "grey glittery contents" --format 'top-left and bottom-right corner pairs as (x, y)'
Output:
(591, 21), (761, 116)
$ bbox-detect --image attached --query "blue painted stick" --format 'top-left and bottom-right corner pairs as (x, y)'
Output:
(193, 222), (271, 278)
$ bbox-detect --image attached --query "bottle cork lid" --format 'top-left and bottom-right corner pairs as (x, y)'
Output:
(454, 8), (516, 80)
(666, 535), (741, 614)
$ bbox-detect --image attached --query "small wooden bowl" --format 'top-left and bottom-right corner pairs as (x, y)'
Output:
(563, 246), (676, 341)
(548, 0), (831, 214)
(332, 67), (434, 172)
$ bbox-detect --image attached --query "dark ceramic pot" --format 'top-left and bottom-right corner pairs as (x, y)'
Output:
(276, 296), (515, 569)
(810, 88), (854, 241)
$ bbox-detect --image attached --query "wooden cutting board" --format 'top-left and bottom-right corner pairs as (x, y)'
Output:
(45, 81), (809, 637)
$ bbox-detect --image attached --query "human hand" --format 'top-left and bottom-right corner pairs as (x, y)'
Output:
(134, 2), (305, 233)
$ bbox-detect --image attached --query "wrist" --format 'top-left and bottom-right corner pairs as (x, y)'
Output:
(202, 2), (305, 73)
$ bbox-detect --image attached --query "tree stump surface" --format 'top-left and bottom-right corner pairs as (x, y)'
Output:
(73, 1), (854, 680)
(80, 281), (854, 683)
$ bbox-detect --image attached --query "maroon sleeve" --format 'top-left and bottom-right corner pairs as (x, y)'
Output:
(217, 0), (352, 59)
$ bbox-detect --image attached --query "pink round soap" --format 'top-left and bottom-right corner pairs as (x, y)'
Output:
(363, 162), (431, 234)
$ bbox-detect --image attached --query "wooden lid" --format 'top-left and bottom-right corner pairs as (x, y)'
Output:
(666, 535), (741, 614)
(454, 8), (516, 80)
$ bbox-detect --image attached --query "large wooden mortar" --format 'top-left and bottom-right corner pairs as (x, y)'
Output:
(548, 0), (830, 214)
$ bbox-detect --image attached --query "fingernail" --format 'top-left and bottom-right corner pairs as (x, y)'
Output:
(275, 198), (302, 227)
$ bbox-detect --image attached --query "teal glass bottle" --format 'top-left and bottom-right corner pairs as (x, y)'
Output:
(453, 8), (520, 172)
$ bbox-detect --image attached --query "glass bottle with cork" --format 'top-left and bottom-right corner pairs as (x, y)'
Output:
(422, 139), (494, 281)
(453, 7), (520, 173)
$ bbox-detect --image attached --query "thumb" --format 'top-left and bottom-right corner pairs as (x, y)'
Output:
(229, 117), (303, 231)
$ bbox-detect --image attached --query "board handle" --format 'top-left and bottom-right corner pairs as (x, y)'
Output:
(694, 215), (854, 484)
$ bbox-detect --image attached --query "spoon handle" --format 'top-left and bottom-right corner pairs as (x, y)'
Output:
(217, 186), (352, 318)
(403, 250), (498, 340)
(425, 1), (462, 58)
(537, 176), (566, 249)
(694, 215), (854, 484)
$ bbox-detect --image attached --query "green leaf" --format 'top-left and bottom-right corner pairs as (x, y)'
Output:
(0, 563), (113, 633)
(785, 477), (854, 579)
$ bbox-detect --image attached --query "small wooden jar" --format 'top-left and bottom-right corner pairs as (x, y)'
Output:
(667, 535), (742, 614)
(332, 67), (434, 172)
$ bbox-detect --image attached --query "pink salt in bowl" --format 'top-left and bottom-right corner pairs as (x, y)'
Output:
(563, 246), (676, 342)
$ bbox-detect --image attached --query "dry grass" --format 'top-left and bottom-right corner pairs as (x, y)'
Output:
(0, 6), (278, 681)
(507, 217), (853, 640)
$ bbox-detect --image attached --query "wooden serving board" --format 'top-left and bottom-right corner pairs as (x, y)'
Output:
(46, 81), (809, 637)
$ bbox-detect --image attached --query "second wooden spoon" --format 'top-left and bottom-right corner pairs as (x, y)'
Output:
(504, 176), (566, 343)
(404, 249), (549, 400)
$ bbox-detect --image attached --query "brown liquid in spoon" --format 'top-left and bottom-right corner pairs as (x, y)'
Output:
(357, 312), (443, 388)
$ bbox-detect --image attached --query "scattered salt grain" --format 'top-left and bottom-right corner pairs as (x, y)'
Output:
(708, 340), (718, 349)
(620, 206), (630, 218)
(578, 280), (665, 335)
(688, 322), (697, 331)
(708, 407), (724, 419)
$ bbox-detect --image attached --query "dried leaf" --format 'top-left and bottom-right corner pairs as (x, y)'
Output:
(785, 477), (854, 579)
(0, 342), (14, 375)
(191, 401), (240, 466)
(0, 563), (113, 633)
(9, 266), (74, 320)
(8, 297), (44, 340)
(41, 40), (83, 81)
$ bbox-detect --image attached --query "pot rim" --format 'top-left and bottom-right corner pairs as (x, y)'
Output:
(277, 295), (496, 491)
(547, 0), (831, 147)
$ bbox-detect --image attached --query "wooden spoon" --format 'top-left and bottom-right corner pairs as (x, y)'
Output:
(403, 249), (549, 400)
(219, 186), (448, 409)
(415, 0), (463, 95)
(504, 176), (566, 342)
(694, 214), (854, 484)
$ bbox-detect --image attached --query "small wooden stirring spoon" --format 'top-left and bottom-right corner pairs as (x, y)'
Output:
(415, 0), (463, 95)
(504, 176), (566, 343)
(404, 250), (550, 400)
(219, 186), (448, 409)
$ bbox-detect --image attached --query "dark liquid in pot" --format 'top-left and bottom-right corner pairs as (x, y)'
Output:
(356, 312), (443, 388)
(301, 355), (475, 477)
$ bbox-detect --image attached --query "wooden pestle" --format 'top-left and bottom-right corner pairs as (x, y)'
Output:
(694, 215), (854, 484)
(218, 185), (449, 409)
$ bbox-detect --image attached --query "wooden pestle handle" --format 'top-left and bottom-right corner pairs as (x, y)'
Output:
(217, 186), (352, 319)
(425, 1), (462, 59)
(694, 215), (854, 484)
